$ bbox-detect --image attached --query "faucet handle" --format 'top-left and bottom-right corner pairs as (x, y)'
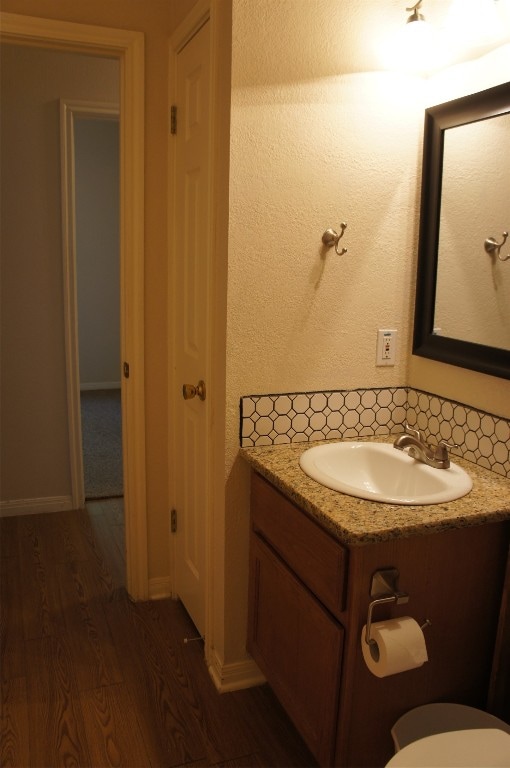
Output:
(403, 422), (422, 441)
(438, 439), (458, 449)
(437, 439), (459, 456)
(433, 439), (459, 468)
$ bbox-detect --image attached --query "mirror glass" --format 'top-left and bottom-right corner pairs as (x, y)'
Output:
(434, 113), (510, 349)
(413, 82), (510, 379)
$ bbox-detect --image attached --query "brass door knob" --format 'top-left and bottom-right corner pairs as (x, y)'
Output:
(182, 380), (206, 401)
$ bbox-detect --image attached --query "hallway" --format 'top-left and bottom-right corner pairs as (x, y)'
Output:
(0, 501), (316, 767)
(81, 391), (123, 500)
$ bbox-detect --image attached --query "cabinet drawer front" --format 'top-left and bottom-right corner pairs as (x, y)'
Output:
(251, 472), (347, 616)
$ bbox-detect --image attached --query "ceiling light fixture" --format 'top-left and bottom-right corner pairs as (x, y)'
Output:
(380, 0), (510, 75)
(399, 0), (436, 74)
(406, 0), (426, 24)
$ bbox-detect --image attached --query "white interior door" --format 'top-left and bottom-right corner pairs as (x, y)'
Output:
(173, 19), (211, 637)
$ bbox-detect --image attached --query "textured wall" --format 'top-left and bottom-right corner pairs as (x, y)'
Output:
(223, 1), (510, 667)
(223, 0), (426, 664)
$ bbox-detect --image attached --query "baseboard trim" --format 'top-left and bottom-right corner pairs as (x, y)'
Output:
(148, 576), (172, 600)
(0, 495), (74, 517)
(207, 649), (266, 693)
(80, 381), (121, 391)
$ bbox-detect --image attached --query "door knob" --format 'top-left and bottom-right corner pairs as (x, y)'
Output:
(182, 380), (206, 401)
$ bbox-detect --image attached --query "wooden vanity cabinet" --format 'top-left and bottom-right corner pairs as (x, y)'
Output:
(248, 471), (347, 765)
(248, 471), (509, 768)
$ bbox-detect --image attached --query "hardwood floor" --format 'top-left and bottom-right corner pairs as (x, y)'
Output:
(1, 500), (317, 767)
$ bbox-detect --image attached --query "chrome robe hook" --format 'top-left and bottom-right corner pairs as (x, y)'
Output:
(484, 231), (509, 262)
(322, 223), (347, 256)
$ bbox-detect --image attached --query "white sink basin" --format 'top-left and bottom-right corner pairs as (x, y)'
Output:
(299, 441), (472, 505)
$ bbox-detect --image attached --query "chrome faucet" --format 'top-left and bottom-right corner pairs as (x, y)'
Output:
(393, 424), (454, 469)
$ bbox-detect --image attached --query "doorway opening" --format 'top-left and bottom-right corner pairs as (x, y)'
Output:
(62, 100), (123, 504)
(0, 12), (148, 599)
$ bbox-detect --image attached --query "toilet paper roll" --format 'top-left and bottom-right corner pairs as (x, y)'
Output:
(361, 616), (428, 678)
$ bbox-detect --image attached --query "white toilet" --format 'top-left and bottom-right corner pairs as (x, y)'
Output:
(386, 703), (510, 767)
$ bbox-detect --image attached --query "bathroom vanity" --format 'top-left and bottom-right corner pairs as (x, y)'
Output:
(242, 440), (510, 767)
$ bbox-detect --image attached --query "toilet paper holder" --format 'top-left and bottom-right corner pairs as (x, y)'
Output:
(364, 568), (430, 648)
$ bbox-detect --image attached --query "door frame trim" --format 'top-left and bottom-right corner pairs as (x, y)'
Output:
(0, 12), (148, 599)
(60, 99), (120, 511)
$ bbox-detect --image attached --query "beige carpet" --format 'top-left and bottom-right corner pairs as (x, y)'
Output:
(80, 389), (123, 499)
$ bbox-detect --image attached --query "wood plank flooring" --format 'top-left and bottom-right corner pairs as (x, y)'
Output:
(1, 500), (317, 767)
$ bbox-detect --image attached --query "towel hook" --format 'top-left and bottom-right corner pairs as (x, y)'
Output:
(322, 223), (347, 256)
(484, 231), (509, 262)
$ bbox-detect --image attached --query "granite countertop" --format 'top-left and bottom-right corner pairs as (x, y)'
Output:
(240, 437), (510, 546)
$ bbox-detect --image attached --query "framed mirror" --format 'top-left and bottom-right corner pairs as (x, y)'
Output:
(413, 82), (510, 380)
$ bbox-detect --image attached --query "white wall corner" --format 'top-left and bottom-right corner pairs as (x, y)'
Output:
(207, 648), (266, 693)
(148, 576), (173, 601)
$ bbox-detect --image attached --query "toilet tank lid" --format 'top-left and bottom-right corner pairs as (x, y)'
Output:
(386, 728), (510, 767)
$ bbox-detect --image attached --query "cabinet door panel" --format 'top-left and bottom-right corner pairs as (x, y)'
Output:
(251, 472), (347, 617)
(248, 534), (344, 766)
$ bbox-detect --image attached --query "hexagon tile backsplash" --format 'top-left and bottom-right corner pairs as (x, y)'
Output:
(240, 387), (510, 479)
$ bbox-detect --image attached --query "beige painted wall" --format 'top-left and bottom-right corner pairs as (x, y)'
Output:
(75, 117), (121, 388)
(223, 1), (510, 667)
(0, 45), (119, 503)
(224, 0), (424, 665)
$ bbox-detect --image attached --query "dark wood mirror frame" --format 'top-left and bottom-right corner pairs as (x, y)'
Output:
(413, 81), (510, 381)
